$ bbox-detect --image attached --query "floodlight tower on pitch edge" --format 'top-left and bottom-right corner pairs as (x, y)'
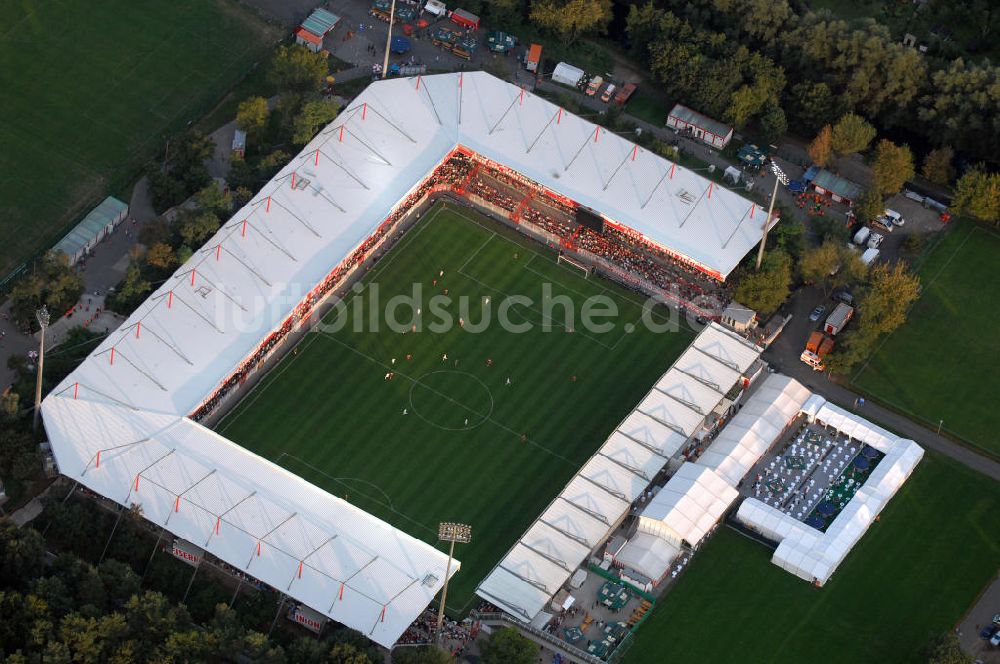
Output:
(32, 305), (50, 432)
(381, 0), (396, 80)
(435, 522), (471, 643)
(756, 161), (790, 270)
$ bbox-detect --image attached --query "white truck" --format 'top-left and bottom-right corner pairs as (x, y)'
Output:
(823, 302), (854, 336)
(852, 226), (871, 245)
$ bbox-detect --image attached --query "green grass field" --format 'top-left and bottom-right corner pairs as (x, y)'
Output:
(624, 451), (1000, 663)
(218, 204), (695, 613)
(0, 0), (279, 277)
(852, 222), (1000, 456)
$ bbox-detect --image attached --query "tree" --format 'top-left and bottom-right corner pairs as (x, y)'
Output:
(733, 250), (793, 314)
(798, 241), (867, 294)
(924, 633), (974, 664)
(807, 125), (833, 167)
(195, 182), (232, 217)
(758, 103), (787, 145)
(145, 243), (176, 270)
(530, 0), (613, 44)
(179, 211), (221, 247)
(292, 98), (340, 145)
(830, 113), (876, 155)
(0, 520), (45, 591)
(236, 96), (269, 145)
(788, 81), (836, 132)
(1, 390), (20, 421)
(952, 166), (1000, 223)
(625, 2), (666, 59)
(871, 139), (915, 194)
(480, 627), (536, 664)
(921, 146), (955, 185)
(859, 262), (921, 336)
(392, 645), (451, 664)
(855, 189), (885, 223)
(269, 45), (329, 95)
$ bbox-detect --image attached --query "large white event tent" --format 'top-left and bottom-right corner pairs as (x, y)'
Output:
(476, 324), (762, 621)
(699, 374), (813, 486)
(736, 396), (923, 585)
(614, 373), (808, 582)
(634, 462), (739, 549)
(41, 73), (765, 644)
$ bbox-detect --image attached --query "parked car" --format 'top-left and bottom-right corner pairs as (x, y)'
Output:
(601, 83), (616, 103)
(991, 630), (1000, 647)
(833, 291), (854, 306)
(867, 232), (884, 249)
(809, 305), (826, 322)
(852, 226), (871, 246)
(883, 208), (905, 226)
(980, 624), (997, 640)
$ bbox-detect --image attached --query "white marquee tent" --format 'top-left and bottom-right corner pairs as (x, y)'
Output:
(636, 462), (738, 549)
(42, 74), (765, 644)
(699, 374), (812, 486)
(736, 393), (923, 585)
(476, 323), (762, 621)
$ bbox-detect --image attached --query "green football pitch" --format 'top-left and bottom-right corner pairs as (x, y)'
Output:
(218, 203), (695, 613)
(852, 222), (1000, 456)
(623, 451), (1000, 664)
(0, 0), (278, 276)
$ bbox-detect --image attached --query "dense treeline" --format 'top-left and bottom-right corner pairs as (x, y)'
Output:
(475, 0), (999, 166)
(0, 501), (385, 663)
(622, 0), (1000, 165)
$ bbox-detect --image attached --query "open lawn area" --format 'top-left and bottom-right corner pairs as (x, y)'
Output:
(624, 451), (1000, 663)
(852, 222), (1000, 456)
(0, 0), (279, 277)
(218, 203), (694, 614)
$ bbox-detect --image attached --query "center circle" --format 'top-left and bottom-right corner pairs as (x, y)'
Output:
(408, 370), (494, 431)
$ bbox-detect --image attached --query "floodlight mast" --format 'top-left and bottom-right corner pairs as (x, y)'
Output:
(435, 522), (471, 644)
(33, 305), (51, 432)
(381, 0), (396, 80)
(755, 161), (790, 270)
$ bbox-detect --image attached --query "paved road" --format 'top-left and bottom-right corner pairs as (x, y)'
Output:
(764, 287), (1000, 481)
(958, 572), (1000, 662)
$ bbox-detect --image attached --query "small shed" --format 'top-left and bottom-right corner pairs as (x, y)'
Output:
(54, 196), (129, 265)
(295, 8), (340, 52)
(721, 302), (756, 333)
(666, 104), (733, 149)
(811, 169), (863, 206)
(232, 129), (247, 159)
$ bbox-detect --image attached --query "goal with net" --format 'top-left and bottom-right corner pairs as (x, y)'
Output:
(557, 253), (593, 278)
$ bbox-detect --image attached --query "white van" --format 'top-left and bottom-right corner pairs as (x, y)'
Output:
(883, 208), (904, 226)
(423, 0), (447, 17)
(853, 226), (871, 245)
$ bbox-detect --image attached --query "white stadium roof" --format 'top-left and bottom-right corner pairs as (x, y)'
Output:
(41, 397), (451, 645)
(42, 73), (765, 643)
(476, 323), (762, 621)
(735, 392), (923, 585)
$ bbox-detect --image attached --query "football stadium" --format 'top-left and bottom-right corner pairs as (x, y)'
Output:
(40, 72), (922, 656)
